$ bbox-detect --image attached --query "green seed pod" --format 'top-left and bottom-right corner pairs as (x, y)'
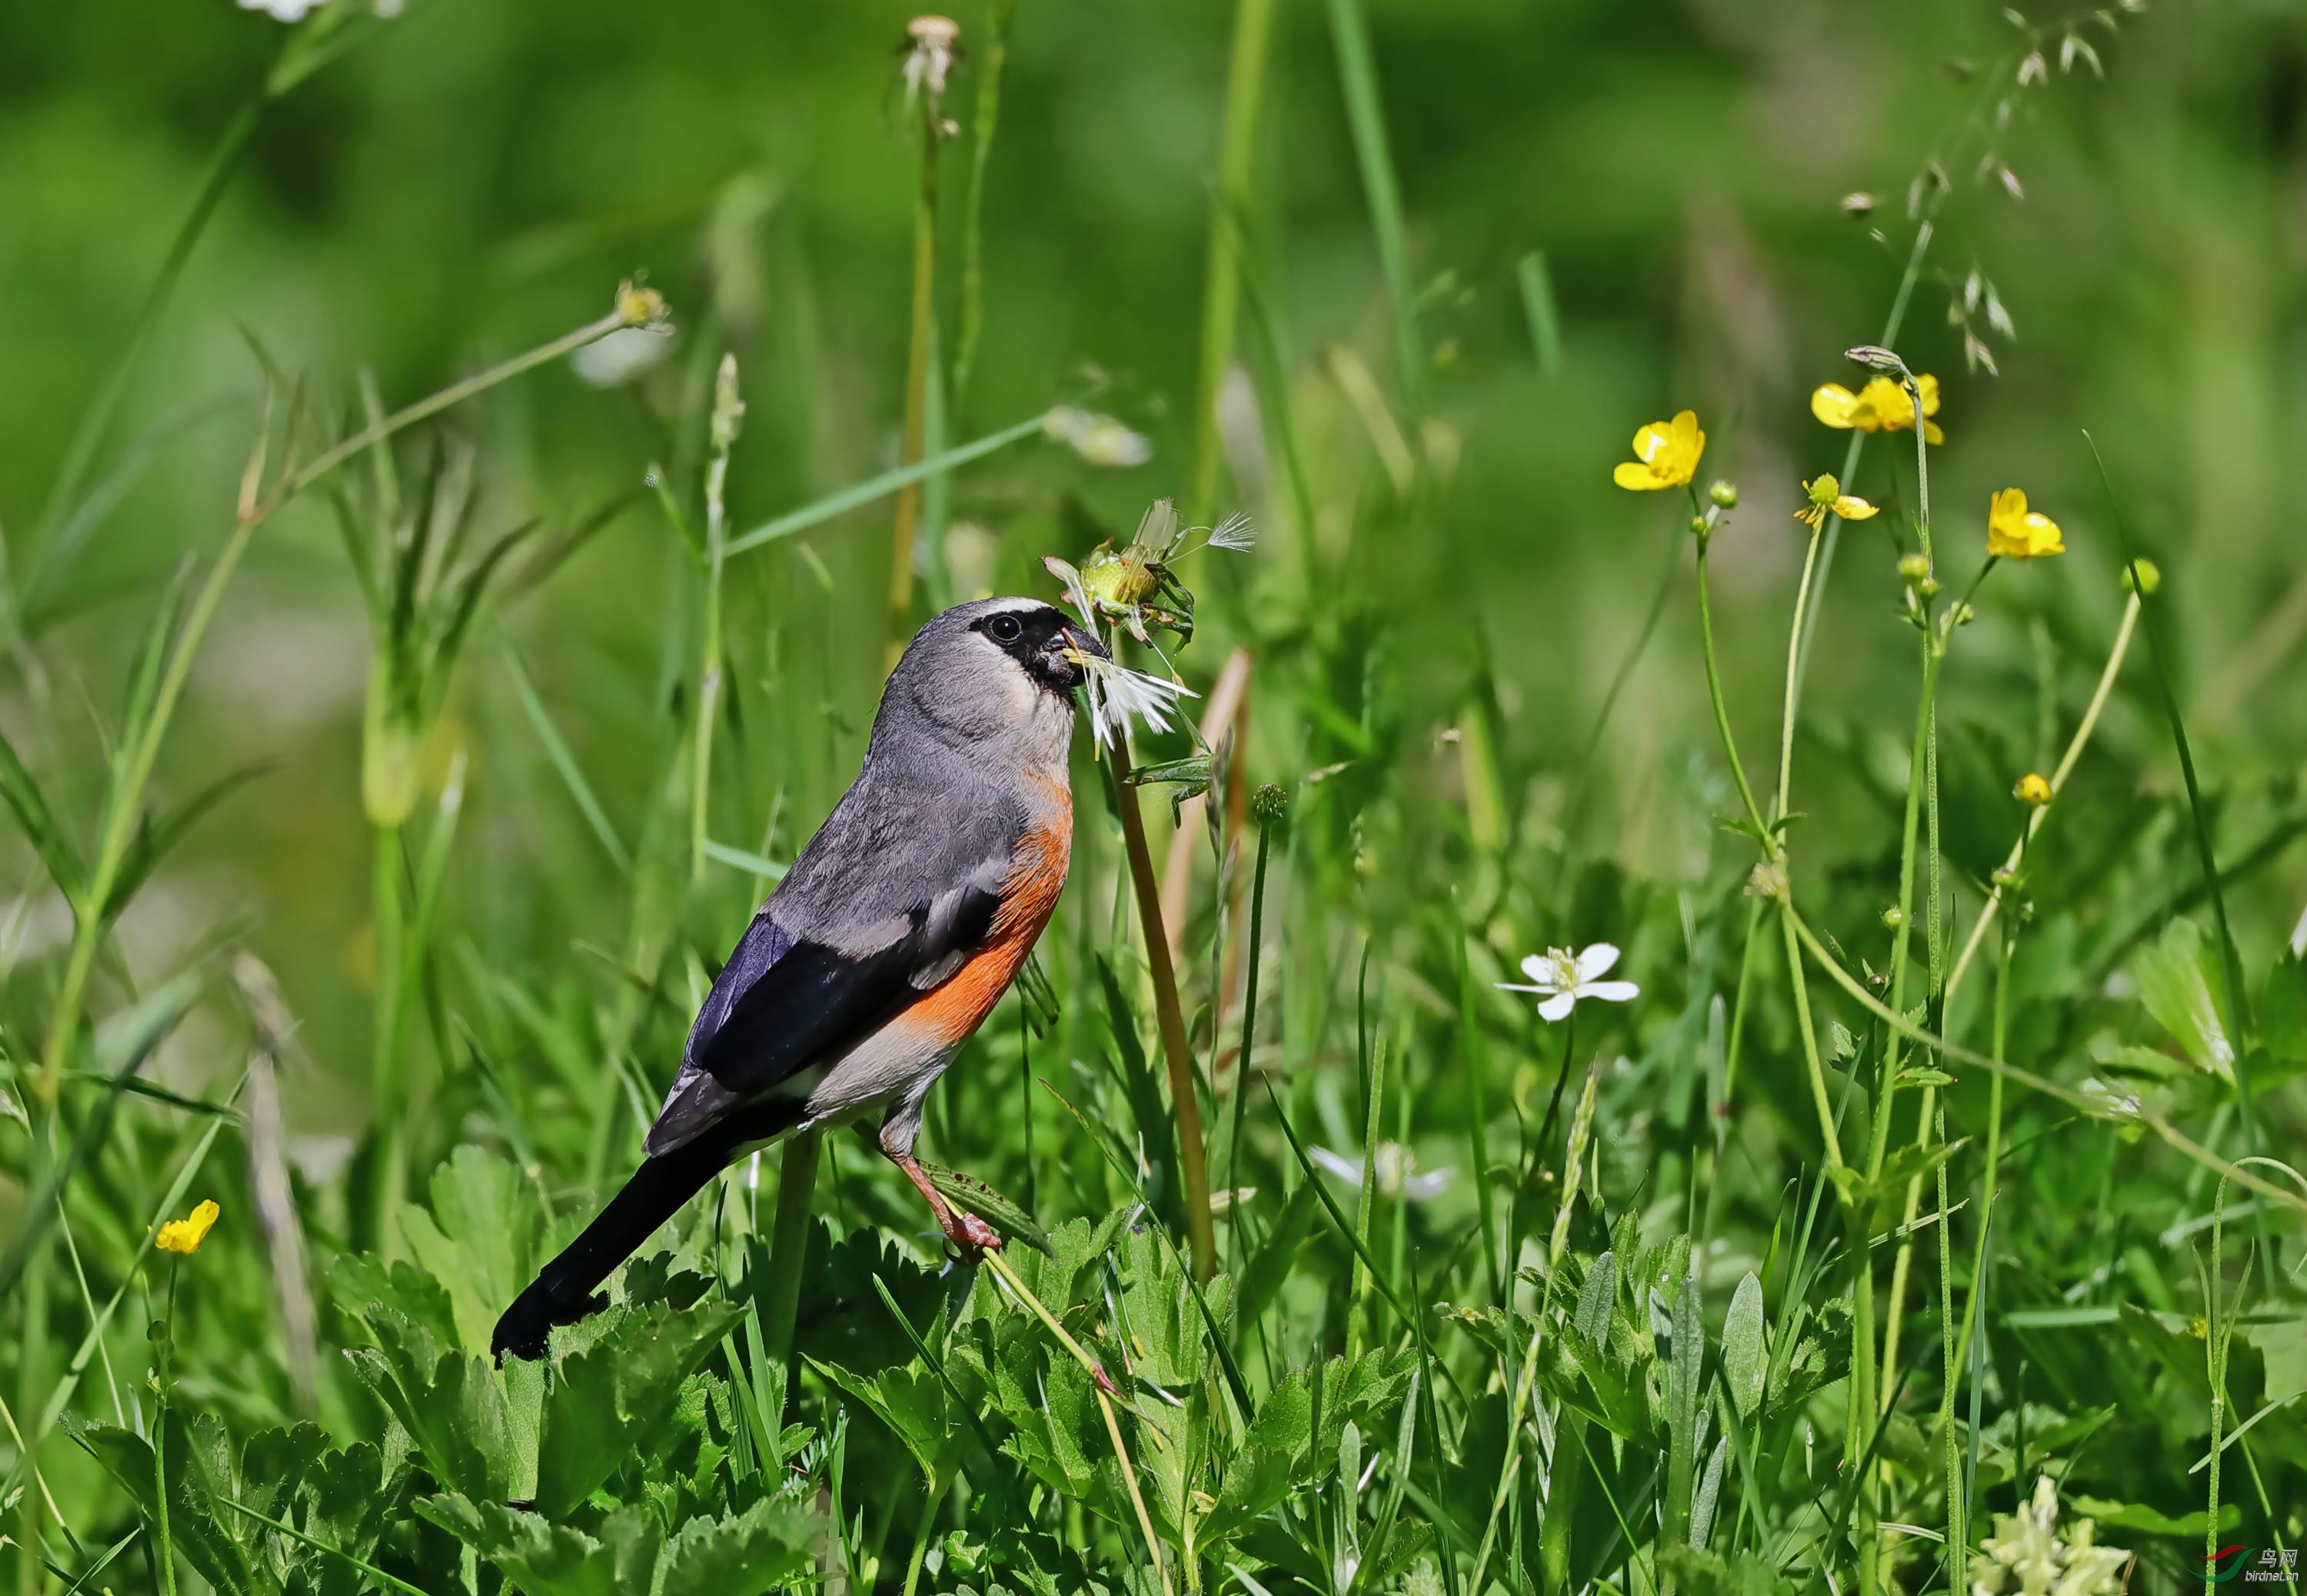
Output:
(1251, 783), (1290, 830)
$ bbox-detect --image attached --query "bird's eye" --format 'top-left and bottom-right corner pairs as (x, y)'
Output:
(988, 613), (1024, 643)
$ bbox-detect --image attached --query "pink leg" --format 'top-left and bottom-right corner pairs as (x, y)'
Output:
(889, 1149), (1004, 1258)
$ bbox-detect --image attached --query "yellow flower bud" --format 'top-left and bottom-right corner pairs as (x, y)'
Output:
(2013, 773), (2052, 806)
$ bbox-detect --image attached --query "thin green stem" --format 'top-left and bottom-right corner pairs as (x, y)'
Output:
(1946, 595), (2139, 999)
(952, 0), (1017, 405)
(1779, 906), (1844, 1168)
(1792, 221), (1935, 714)
(35, 98), (267, 546)
(1783, 906), (2307, 1215)
(368, 823), (406, 1252)
(1879, 591), (2140, 1423)
(154, 1264), (178, 1596)
(691, 359), (740, 886)
(1224, 818), (1273, 1269)
(1692, 537), (1773, 849)
(286, 311), (628, 499)
(1190, 0), (1279, 519)
(1114, 771), (1217, 1280)
(898, 1471), (951, 1596)
(885, 115), (943, 670)
(1775, 524), (1826, 821)
(761, 1132), (818, 1415)
(1325, 0), (1426, 421)
(981, 1249), (1171, 1596)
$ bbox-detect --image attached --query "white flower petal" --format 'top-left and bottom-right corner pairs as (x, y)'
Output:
(1308, 1147), (1363, 1184)
(1493, 982), (1544, 995)
(1537, 993), (1577, 1022)
(1401, 1169), (1453, 1201)
(1519, 953), (1560, 989)
(1580, 980), (1640, 1004)
(1575, 943), (1621, 982)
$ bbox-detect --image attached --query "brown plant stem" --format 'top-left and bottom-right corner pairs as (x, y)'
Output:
(1114, 776), (1217, 1281)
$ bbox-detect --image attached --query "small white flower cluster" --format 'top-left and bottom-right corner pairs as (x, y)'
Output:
(1969, 1476), (2128, 1596)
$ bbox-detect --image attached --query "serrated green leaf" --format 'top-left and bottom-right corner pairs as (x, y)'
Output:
(535, 1297), (745, 1518)
(397, 1146), (547, 1355)
(2132, 919), (2234, 1082)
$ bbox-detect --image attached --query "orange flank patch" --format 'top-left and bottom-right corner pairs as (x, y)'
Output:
(910, 813), (1070, 1047)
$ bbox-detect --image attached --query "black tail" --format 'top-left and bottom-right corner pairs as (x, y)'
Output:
(491, 1150), (726, 1362)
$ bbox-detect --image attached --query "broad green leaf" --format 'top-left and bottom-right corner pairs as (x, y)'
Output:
(1573, 1250), (1617, 1342)
(2263, 950), (2307, 1067)
(535, 1297), (745, 1518)
(398, 1146), (547, 1354)
(657, 1496), (817, 1595)
(415, 1493), (653, 1596)
(809, 1356), (964, 1483)
(1723, 1272), (1766, 1419)
(2132, 919), (2234, 1081)
(1237, 1178), (1320, 1326)
(2245, 1317), (2307, 1405)
(72, 1415), (267, 1596)
(330, 1251), (459, 1350)
(2069, 1495), (2241, 1537)
(1656, 1544), (1798, 1596)
(344, 1308), (518, 1502)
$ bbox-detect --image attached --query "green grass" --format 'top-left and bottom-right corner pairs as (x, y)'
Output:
(5, 2), (2307, 1594)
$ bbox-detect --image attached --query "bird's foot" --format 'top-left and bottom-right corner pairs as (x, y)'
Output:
(942, 1207), (1005, 1261)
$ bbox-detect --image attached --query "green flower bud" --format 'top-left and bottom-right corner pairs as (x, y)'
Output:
(1897, 553), (1931, 585)
(1709, 480), (1739, 510)
(2121, 557), (2161, 596)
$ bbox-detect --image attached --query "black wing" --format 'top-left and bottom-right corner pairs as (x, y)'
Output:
(642, 880), (1002, 1157)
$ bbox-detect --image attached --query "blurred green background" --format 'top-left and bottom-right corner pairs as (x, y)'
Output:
(4, 0), (2305, 1122)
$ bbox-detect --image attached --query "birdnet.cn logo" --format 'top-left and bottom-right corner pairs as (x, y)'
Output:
(2207, 1546), (2299, 1584)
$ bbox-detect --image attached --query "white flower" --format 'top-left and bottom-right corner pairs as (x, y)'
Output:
(571, 326), (676, 388)
(1497, 943), (1640, 1022)
(1309, 1142), (1453, 1202)
(1043, 405), (1152, 468)
(239, 0), (325, 18)
(1085, 659), (1192, 752)
(1047, 557), (1198, 752)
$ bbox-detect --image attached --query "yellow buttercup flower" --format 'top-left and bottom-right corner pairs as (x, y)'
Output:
(1987, 488), (2066, 559)
(156, 1199), (220, 1255)
(1612, 411), (1705, 491)
(1794, 473), (1879, 530)
(1810, 374), (1945, 445)
(2013, 773), (2052, 806)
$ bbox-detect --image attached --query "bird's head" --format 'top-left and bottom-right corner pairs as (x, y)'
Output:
(876, 598), (1110, 757)
(957, 597), (1110, 697)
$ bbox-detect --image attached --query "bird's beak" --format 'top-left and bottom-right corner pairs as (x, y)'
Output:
(1061, 623), (1110, 663)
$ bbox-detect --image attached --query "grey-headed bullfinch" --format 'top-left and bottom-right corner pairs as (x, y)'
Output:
(492, 597), (1108, 1362)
